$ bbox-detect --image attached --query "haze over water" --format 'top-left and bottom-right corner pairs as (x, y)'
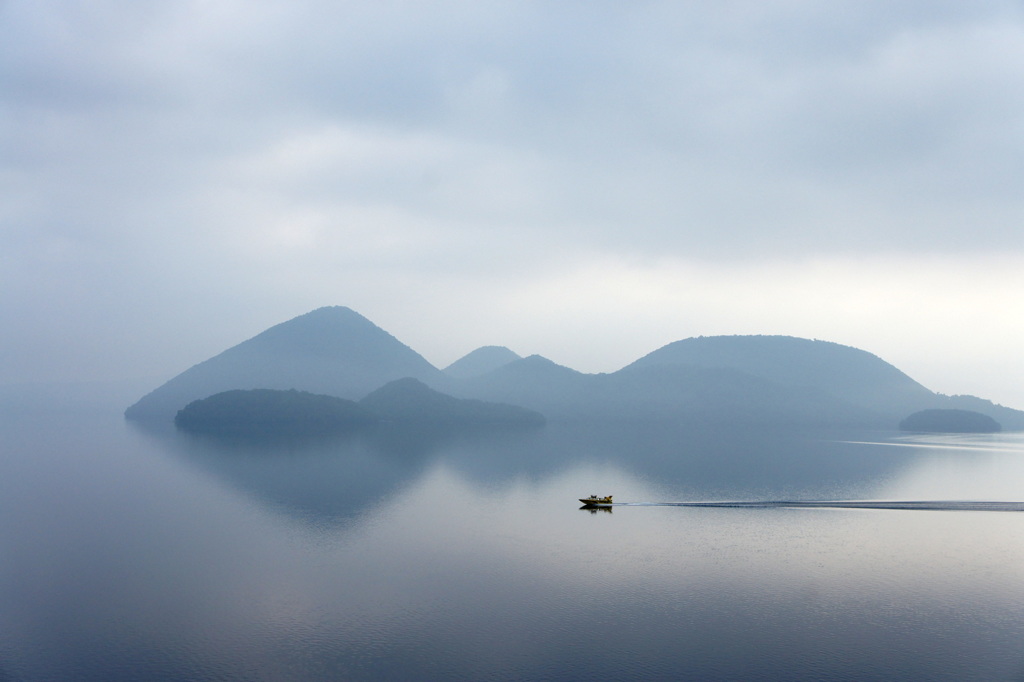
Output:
(3, 392), (1024, 680)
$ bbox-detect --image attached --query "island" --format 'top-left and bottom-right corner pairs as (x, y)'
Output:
(174, 380), (546, 438)
(359, 377), (546, 428)
(898, 408), (1002, 433)
(174, 389), (378, 437)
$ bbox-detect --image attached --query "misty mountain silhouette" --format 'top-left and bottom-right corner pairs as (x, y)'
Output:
(443, 346), (522, 379)
(360, 377), (545, 427)
(126, 306), (1024, 430)
(446, 355), (596, 419)
(450, 355), (879, 427)
(626, 336), (932, 415)
(125, 307), (444, 420)
(623, 336), (1024, 429)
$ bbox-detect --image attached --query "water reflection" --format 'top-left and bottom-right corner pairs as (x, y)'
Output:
(259, 459), (1024, 680)
(874, 432), (1024, 502)
(128, 421), (454, 527)
(135, 419), (930, 527)
(6, 408), (1024, 680)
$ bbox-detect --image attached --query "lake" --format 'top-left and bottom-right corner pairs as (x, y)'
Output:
(3, 391), (1024, 680)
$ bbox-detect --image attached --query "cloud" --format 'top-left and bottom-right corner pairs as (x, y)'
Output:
(2, 1), (1024, 407)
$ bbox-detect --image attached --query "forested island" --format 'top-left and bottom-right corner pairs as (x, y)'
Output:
(899, 409), (1001, 433)
(174, 380), (545, 438)
(360, 377), (546, 427)
(174, 389), (377, 436)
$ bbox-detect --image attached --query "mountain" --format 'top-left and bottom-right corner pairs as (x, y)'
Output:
(125, 307), (445, 421)
(622, 335), (1024, 428)
(360, 377), (545, 427)
(625, 336), (933, 415)
(126, 308), (1024, 431)
(451, 353), (879, 426)
(935, 394), (1024, 431)
(450, 355), (599, 419)
(443, 346), (522, 379)
(601, 363), (879, 426)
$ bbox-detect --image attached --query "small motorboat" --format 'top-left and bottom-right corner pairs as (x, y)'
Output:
(579, 494), (613, 506)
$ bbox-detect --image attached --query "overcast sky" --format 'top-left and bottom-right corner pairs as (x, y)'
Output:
(3, 1), (1024, 408)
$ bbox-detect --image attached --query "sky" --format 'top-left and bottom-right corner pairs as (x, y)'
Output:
(3, 0), (1024, 408)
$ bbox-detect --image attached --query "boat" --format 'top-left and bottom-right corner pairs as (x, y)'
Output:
(579, 495), (613, 506)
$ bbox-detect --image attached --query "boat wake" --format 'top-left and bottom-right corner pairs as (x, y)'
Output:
(611, 500), (1024, 512)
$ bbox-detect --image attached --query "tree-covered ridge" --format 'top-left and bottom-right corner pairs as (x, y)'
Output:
(360, 377), (545, 427)
(175, 389), (377, 436)
(174, 381), (545, 437)
(624, 334), (935, 416)
(899, 409), (1001, 433)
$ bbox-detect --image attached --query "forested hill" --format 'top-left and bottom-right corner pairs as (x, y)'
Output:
(174, 389), (377, 436)
(360, 378), (545, 427)
(621, 335), (1024, 429)
(625, 335), (934, 415)
(173, 383), (544, 437)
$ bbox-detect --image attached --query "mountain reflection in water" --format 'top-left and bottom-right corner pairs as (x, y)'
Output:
(3, 407), (1024, 680)
(132, 419), (925, 528)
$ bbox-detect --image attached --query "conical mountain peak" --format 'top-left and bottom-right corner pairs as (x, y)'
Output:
(125, 307), (442, 421)
(443, 346), (522, 379)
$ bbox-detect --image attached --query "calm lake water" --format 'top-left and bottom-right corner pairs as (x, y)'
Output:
(3, 392), (1024, 680)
